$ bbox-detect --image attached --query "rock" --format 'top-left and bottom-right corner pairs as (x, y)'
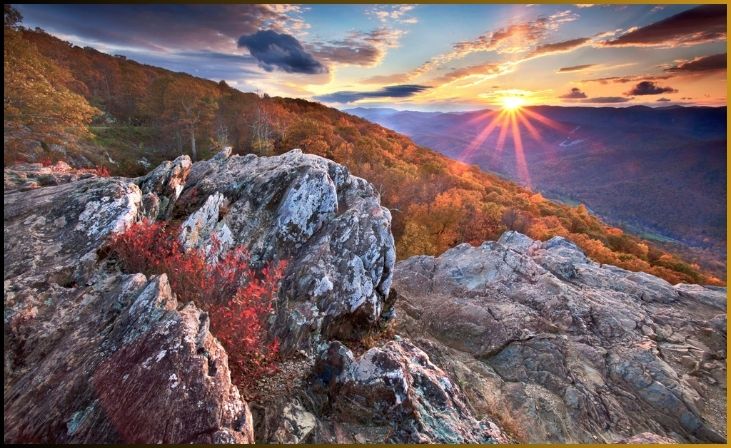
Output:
(618, 432), (678, 444)
(309, 340), (510, 443)
(172, 149), (396, 353)
(4, 167), (253, 443)
(394, 231), (727, 443)
(135, 155), (191, 219)
(4, 148), (396, 443)
(268, 402), (317, 444)
(4, 162), (100, 193)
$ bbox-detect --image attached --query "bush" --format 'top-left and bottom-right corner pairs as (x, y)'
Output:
(108, 219), (286, 388)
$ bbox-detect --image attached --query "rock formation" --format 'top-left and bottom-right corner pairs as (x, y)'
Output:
(3, 149), (427, 443)
(4, 150), (726, 444)
(394, 231), (727, 443)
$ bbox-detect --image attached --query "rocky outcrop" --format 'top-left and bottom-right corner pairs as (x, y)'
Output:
(4, 161), (103, 192)
(171, 148), (396, 352)
(4, 174), (252, 443)
(4, 148), (397, 443)
(394, 231), (727, 443)
(7, 147), (725, 444)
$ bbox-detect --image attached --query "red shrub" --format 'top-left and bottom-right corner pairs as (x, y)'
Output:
(91, 165), (111, 177)
(108, 220), (286, 386)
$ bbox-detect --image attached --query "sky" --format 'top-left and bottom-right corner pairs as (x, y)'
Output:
(14, 3), (728, 111)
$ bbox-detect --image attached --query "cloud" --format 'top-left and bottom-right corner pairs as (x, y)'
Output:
(449, 10), (578, 58)
(559, 87), (587, 99)
(625, 81), (677, 95)
(664, 53), (726, 73)
(238, 30), (326, 74)
(369, 5), (418, 25)
(581, 96), (632, 103)
(529, 37), (591, 57)
(311, 28), (404, 67)
(431, 62), (512, 85)
(315, 84), (430, 103)
(364, 10), (579, 85)
(15, 4), (309, 53)
(603, 4), (726, 47)
(657, 97), (672, 102)
(558, 64), (596, 72)
(583, 74), (673, 84)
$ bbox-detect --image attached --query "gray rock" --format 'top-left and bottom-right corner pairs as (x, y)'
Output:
(310, 340), (510, 444)
(135, 155), (191, 219)
(394, 231), (727, 443)
(173, 149), (396, 352)
(3, 164), (252, 443)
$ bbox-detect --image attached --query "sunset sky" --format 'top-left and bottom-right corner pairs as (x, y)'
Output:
(15, 3), (727, 111)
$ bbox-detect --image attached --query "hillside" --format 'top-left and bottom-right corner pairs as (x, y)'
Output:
(3, 25), (723, 286)
(347, 106), (727, 279)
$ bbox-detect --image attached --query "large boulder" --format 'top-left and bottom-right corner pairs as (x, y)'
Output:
(172, 148), (396, 353)
(394, 231), (727, 443)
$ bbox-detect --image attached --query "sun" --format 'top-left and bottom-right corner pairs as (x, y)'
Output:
(501, 96), (525, 111)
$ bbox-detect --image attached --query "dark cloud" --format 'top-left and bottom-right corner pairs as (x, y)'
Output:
(664, 53), (726, 73)
(315, 84), (430, 103)
(530, 37), (590, 57)
(559, 87), (587, 99)
(604, 4), (726, 47)
(15, 4), (306, 52)
(625, 81), (677, 95)
(581, 96), (632, 103)
(583, 74), (673, 84)
(558, 64), (596, 72)
(238, 30), (326, 74)
(657, 97), (672, 102)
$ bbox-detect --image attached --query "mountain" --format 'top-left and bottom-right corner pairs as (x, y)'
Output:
(3, 26), (722, 286)
(347, 106), (727, 279)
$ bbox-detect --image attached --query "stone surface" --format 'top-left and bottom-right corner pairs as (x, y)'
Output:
(306, 340), (510, 444)
(172, 148), (396, 353)
(4, 161), (101, 192)
(135, 155), (191, 219)
(4, 148), (396, 443)
(4, 172), (253, 443)
(394, 231), (727, 443)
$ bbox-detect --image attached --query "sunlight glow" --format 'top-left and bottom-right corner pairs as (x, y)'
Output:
(501, 95), (525, 111)
(458, 98), (569, 189)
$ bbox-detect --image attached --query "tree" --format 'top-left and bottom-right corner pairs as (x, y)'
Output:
(251, 94), (274, 155)
(146, 77), (218, 159)
(4, 11), (99, 159)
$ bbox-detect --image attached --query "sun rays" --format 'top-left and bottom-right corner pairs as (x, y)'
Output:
(457, 97), (572, 189)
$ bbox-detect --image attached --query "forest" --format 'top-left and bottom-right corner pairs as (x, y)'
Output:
(3, 12), (722, 286)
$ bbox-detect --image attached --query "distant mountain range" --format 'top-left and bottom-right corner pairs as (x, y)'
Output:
(347, 106), (727, 276)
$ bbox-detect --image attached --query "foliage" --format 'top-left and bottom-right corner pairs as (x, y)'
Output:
(4, 18), (100, 163)
(108, 220), (285, 387)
